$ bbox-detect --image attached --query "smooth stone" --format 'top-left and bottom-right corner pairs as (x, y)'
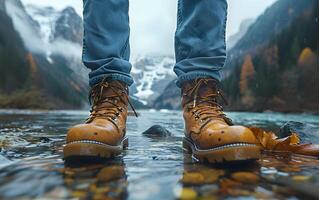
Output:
(142, 125), (172, 138)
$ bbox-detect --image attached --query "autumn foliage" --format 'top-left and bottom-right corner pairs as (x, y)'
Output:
(222, 3), (319, 112)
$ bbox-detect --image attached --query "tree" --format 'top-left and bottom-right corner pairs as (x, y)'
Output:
(298, 47), (316, 66)
(240, 55), (255, 93)
(239, 55), (255, 106)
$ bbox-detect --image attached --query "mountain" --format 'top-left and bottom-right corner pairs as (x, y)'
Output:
(130, 56), (176, 105)
(152, 0), (319, 111)
(53, 7), (83, 44)
(1, 0), (173, 109)
(0, 0), (29, 94)
(222, 0), (319, 112)
(152, 80), (181, 110)
(0, 0), (88, 109)
(224, 0), (316, 76)
(227, 18), (255, 50)
(24, 2), (178, 107)
(22, 3), (88, 81)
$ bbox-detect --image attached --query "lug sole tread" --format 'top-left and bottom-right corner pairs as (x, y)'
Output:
(183, 137), (261, 164)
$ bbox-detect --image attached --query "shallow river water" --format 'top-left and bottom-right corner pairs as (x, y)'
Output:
(0, 110), (319, 200)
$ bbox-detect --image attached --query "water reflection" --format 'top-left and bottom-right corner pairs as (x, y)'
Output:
(64, 158), (128, 200)
(177, 152), (319, 199)
(0, 156), (128, 199)
(0, 110), (319, 199)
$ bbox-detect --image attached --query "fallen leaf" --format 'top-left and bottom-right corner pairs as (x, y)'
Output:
(249, 127), (319, 156)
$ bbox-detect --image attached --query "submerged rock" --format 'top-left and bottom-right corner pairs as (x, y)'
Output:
(278, 121), (316, 143)
(142, 125), (172, 138)
(231, 172), (260, 184)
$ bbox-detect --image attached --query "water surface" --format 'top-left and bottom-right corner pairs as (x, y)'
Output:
(0, 110), (319, 199)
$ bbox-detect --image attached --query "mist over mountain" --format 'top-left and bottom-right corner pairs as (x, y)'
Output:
(0, 0), (176, 108)
(1, 0), (318, 111)
(227, 18), (255, 50)
(24, 1), (178, 107)
(0, 0), (88, 109)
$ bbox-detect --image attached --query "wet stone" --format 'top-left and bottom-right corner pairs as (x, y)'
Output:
(231, 172), (260, 184)
(142, 125), (172, 138)
(278, 121), (318, 143)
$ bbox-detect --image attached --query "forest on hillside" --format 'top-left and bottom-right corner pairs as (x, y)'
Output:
(223, 2), (319, 113)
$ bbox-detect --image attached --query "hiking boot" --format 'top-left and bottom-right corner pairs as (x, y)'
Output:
(181, 78), (261, 163)
(64, 79), (137, 160)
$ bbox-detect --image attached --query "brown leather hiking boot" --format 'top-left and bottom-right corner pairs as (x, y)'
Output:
(64, 79), (137, 160)
(181, 78), (261, 163)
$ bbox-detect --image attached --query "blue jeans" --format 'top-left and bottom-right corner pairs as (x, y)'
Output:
(83, 0), (227, 87)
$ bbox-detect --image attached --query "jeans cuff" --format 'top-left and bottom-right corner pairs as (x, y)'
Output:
(89, 74), (134, 87)
(175, 72), (221, 88)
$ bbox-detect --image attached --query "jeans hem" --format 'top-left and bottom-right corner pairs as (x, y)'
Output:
(89, 74), (134, 87)
(175, 72), (221, 88)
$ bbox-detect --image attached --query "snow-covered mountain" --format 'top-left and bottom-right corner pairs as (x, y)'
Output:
(130, 56), (176, 105)
(25, 4), (83, 44)
(23, 5), (60, 45)
(6, 1), (176, 106)
(24, 2), (177, 105)
(21, 3), (88, 80)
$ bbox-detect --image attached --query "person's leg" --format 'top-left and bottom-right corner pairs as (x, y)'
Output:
(174, 0), (227, 87)
(64, 0), (134, 160)
(176, 0), (261, 164)
(83, 0), (133, 87)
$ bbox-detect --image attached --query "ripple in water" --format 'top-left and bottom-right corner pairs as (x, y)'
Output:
(0, 110), (319, 199)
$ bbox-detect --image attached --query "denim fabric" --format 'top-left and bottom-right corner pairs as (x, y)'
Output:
(82, 0), (227, 88)
(82, 0), (133, 87)
(174, 0), (228, 87)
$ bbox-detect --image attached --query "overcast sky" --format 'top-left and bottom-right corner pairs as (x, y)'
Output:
(22, 0), (276, 57)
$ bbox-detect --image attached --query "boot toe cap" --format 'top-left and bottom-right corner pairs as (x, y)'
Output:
(194, 125), (258, 150)
(66, 123), (121, 146)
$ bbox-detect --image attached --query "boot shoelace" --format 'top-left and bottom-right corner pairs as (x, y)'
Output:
(86, 79), (138, 125)
(183, 79), (233, 125)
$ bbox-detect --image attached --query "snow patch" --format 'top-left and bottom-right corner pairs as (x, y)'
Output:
(132, 56), (175, 101)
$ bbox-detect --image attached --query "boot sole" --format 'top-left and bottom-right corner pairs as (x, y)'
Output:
(63, 137), (128, 160)
(183, 137), (261, 164)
